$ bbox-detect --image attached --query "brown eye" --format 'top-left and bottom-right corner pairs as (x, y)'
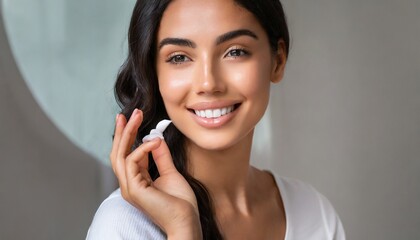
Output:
(167, 54), (191, 64)
(225, 48), (249, 58)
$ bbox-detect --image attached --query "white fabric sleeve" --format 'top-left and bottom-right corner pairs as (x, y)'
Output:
(86, 189), (166, 240)
(316, 191), (346, 240)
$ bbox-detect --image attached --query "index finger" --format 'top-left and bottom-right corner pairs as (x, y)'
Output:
(116, 109), (143, 159)
(110, 114), (127, 169)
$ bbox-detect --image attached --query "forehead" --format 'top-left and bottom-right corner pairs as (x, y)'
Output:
(157, 0), (263, 40)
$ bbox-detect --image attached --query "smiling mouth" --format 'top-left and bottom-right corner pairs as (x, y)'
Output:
(189, 104), (241, 119)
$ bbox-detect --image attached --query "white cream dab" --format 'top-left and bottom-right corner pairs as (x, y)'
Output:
(142, 119), (172, 143)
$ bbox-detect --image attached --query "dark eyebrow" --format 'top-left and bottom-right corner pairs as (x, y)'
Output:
(158, 38), (196, 50)
(215, 29), (258, 45)
(158, 29), (258, 50)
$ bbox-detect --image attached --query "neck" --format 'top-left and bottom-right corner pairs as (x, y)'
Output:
(186, 130), (258, 213)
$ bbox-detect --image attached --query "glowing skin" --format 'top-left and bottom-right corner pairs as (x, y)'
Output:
(154, 1), (287, 238)
(142, 119), (172, 143)
(156, 0), (285, 152)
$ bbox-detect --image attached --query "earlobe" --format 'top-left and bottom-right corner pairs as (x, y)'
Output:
(271, 40), (287, 83)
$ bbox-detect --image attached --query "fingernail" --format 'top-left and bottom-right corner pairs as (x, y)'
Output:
(115, 114), (119, 122)
(131, 109), (138, 118)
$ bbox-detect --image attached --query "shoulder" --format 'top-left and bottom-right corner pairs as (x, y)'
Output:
(86, 189), (166, 240)
(273, 175), (346, 240)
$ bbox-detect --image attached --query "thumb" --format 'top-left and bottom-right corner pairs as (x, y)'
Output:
(151, 139), (177, 176)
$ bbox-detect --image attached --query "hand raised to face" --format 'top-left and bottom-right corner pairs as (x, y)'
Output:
(110, 109), (202, 239)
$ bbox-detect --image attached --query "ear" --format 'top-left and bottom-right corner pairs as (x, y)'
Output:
(271, 40), (287, 83)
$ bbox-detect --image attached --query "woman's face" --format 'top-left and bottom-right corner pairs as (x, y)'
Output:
(156, 0), (285, 151)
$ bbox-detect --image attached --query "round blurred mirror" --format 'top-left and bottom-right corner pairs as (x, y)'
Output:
(2, 0), (135, 164)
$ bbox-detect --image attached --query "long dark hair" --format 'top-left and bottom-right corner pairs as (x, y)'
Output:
(114, 0), (289, 238)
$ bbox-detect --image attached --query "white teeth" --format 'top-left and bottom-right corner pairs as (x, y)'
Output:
(205, 110), (213, 118)
(194, 105), (235, 118)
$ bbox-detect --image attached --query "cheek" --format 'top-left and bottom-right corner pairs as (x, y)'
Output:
(227, 59), (272, 98)
(158, 69), (191, 105)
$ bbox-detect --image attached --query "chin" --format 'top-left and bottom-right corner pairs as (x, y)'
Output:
(186, 137), (231, 151)
(185, 129), (253, 152)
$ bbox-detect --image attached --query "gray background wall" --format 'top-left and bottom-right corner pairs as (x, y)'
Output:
(1, 1), (419, 240)
(267, 1), (420, 239)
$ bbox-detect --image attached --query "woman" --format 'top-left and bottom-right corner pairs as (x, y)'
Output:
(87, 0), (345, 239)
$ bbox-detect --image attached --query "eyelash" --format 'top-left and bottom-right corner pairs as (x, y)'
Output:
(166, 53), (191, 65)
(165, 47), (250, 65)
(224, 47), (250, 58)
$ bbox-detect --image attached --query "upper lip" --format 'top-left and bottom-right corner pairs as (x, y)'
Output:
(187, 101), (241, 110)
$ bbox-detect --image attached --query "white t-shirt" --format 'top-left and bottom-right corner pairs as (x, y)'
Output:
(87, 175), (345, 239)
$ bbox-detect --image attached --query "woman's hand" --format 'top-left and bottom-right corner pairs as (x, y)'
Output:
(110, 109), (202, 239)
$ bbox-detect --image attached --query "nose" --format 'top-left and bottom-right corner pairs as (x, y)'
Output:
(193, 56), (226, 95)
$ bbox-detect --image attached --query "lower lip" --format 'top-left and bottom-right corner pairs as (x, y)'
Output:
(190, 106), (239, 129)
